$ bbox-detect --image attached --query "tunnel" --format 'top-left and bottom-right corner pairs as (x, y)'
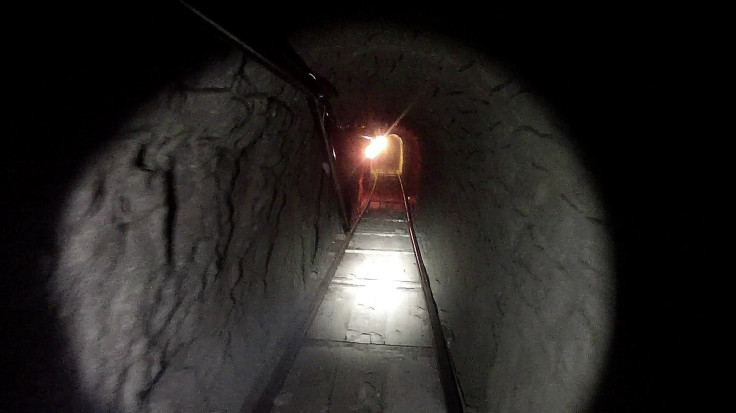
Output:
(4, 2), (717, 413)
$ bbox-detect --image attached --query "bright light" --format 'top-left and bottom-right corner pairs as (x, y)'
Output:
(364, 135), (388, 159)
(351, 253), (405, 314)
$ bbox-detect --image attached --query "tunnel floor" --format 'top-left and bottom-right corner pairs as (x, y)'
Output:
(270, 204), (445, 412)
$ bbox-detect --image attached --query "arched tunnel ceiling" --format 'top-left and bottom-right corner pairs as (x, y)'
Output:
(3, 2), (724, 412)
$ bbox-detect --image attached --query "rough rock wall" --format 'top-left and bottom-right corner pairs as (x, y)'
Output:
(293, 23), (614, 412)
(415, 89), (614, 412)
(51, 45), (340, 412)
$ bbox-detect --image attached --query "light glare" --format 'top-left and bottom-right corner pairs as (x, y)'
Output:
(364, 135), (388, 159)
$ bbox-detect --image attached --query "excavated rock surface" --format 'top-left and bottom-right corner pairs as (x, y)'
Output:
(51, 44), (340, 413)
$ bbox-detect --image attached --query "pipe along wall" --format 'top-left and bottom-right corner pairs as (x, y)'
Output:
(7, 8), (620, 413)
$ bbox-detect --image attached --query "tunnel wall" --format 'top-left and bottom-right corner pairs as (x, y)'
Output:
(414, 89), (614, 412)
(51, 45), (340, 412)
(293, 23), (614, 412)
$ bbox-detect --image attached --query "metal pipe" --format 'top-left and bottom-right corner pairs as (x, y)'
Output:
(179, 1), (322, 98)
(179, 0), (350, 231)
(310, 97), (351, 231)
(398, 175), (466, 413)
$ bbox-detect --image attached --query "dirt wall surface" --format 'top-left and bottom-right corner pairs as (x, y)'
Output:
(48, 43), (340, 412)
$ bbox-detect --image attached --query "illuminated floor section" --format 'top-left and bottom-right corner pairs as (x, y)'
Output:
(271, 208), (446, 412)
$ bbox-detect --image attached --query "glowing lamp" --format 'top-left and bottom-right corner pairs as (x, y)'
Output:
(364, 135), (388, 159)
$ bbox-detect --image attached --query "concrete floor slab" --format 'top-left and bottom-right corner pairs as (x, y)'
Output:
(272, 343), (445, 413)
(362, 209), (407, 221)
(334, 252), (419, 282)
(384, 289), (433, 347)
(307, 283), (432, 346)
(307, 285), (358, 342)
(330, 345), (389, 412)
(355, 220), (409, 234)
(349, 232), (413, 251)
(271, 346), (340, 413)
(385, 351), (445, 413)
(272, 206), (444, 412)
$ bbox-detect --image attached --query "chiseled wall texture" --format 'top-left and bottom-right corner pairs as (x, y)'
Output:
(294, 23), (615, 412)
(51, 44), (340, 412)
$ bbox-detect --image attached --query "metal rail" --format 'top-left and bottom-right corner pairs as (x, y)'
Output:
(250, 175), (378, 412)
(178, 0), (350, 231)
(398, 174), (466, 413)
